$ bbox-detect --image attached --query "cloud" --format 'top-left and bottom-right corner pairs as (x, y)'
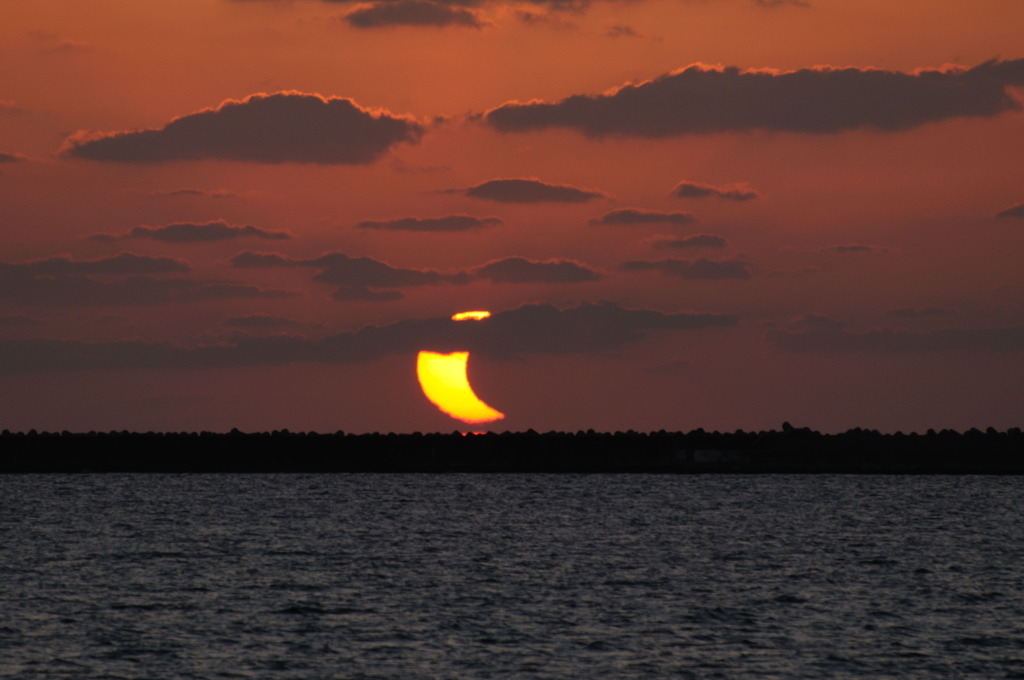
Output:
(332, 286), (405, 301)
(231, 250), (602, 298)
(355, 215), (503, 231)
(996, 203), (1024, 219)
(646, 234), (727, 249)
(884, 307), (954, 319)
(225, 315), (300, 329)
(671, 180), (759, 201)
(484, 59), (1024, 137)
(464, 178), (605, 203)
(0, 253), (293, 306)
(150, 188), (236, 199)
(344, 0), (487, 28)
(620, 257), (753, 280)
(0, 302), (738, 373)
(473, 256), (601, 283)
(589, 208), (695, 225)
(61, 91), (424, 164)
(28, 30), (94, 52)
(2, 253), (189, 277)
(231, 250), (452, 300)
(99, 220), (291, 243)
(767, 325), (1024, 353)
(605, 24), (638, 38)
(0, 315), (36, 327)
(0, 152), (27, 163)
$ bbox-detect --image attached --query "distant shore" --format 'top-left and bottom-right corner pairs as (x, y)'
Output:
(2, 427), (1022, 473)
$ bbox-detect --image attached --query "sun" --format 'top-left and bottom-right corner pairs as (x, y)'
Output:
(415, 310), (505, 424)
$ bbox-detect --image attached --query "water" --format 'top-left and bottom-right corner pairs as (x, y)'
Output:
(1, 474), (1023, 679)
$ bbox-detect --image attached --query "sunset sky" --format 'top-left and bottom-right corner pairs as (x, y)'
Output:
(2, 0), (1022, 434)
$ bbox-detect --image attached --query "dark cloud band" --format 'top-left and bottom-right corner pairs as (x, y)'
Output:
(61, 92), (423, 164)
(0, 302), (738, 373)
(464, 178), (604, 203)
(485, 59), (1024, 137)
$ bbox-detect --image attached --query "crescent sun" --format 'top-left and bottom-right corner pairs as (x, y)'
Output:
(416, 311), (505, 424)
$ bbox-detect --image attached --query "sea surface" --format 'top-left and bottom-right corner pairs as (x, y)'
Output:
(1, 473), (1023, 679)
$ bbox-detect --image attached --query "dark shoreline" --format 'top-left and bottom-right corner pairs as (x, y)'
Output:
(2, 427), (1023, 473)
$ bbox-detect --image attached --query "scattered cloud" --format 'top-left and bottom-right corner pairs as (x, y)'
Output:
(996, 203), (1024, 219)
(0, 100), (20, 114)
(29, 30), (94, 52)
(767, 325), (1024, 353)
(344, 0), (487, 28)
(231, 250), (452, 300)
(0, 302), (738, 373)
(355, 215), (503, 231)
(589, 208), (695, 226)
(464, 177), (605, 203)
(90, 220), (289, 244)
(485, 59), (1024, 137)
(646, 234), (727, 249)
(605, 24), (638, 38)
(620, 257), (753, 280)
(0, 152), (27, 163)
(671, 180), (759, 201)
(61, 92), (424, 164)
(231, 250), (602, 298)
(474, 256), (601, 283)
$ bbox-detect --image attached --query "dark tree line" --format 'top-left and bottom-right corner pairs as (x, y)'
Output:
(2, 426), (1022, 473)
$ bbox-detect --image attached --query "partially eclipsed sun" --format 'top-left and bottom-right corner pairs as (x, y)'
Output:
(416, 310), (505, 424)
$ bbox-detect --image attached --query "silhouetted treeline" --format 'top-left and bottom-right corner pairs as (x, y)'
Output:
(1, 425), (1023, 473)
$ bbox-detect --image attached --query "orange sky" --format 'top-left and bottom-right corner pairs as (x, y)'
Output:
(1, 0), (1022, 433)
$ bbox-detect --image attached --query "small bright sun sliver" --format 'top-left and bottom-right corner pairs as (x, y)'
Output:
(416, 311), (505, 424)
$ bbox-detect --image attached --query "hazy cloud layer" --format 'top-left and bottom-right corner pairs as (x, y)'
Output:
(647, 234), (727, 249)
(344, 0), (486, 28)
(355, 215), (503, 231)
(485, 59), (1024, 137)
(2, 253), (189, 277)
(464, 178), (604, 203)
(0, 315), (36, 327)
(884, 307), (954, 319)
(768, 325), (1024, 353)
(589, 208), (695, 225)
(62, 92), (424, 164)
(474, 256), (601, 283)
(996, 203), (1024, 219)
(0, 253), (293, 306)
(231, 250), (602, 298)
(224, 314), (300, 329)
(0, 152), (27, 163)
(92, 220), (289, 243)
(0, 302), (738, 373)
(671, 181), (759, 201)
(620, 257), (753, 280)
